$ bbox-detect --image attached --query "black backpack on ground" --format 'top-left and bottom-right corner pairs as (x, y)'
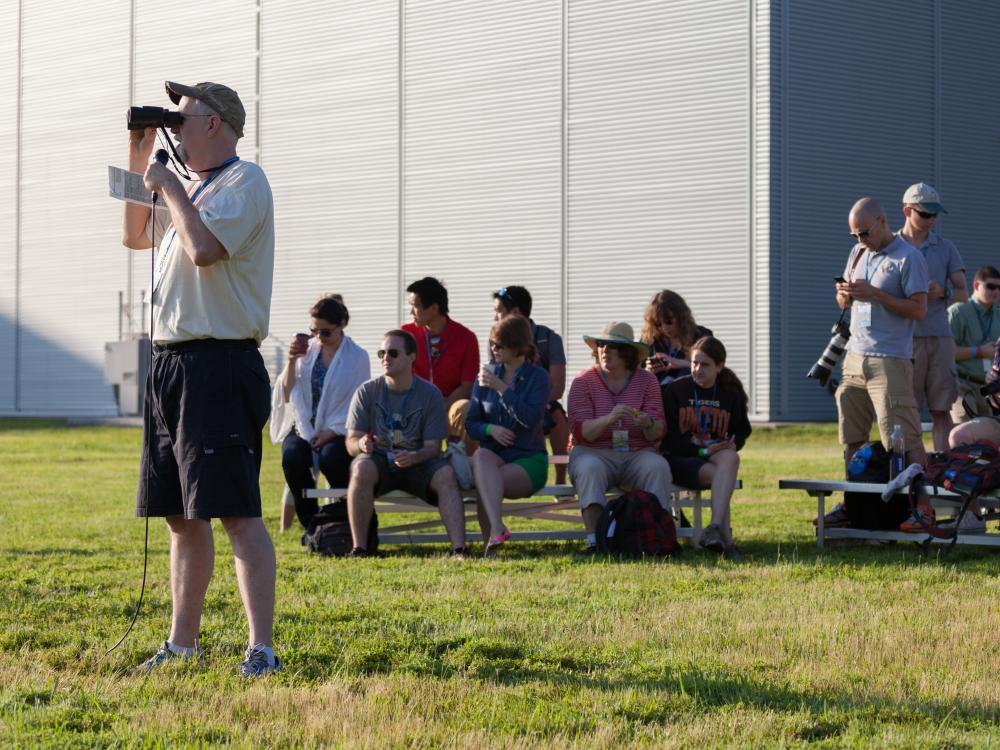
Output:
(596, 490), (678, 558)
(303, 502), (378, 557)
(843, 442), (910, 530)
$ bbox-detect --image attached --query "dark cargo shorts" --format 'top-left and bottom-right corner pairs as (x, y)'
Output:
(136, 339), (271, 520)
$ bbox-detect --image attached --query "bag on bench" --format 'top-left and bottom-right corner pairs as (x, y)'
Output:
(304, 503), (379, 557)
(923, 441), (1000, 496)
(596, 490), (678, 557)
(844, 442), (910, 530)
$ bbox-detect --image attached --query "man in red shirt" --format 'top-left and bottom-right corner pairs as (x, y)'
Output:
(402, 277), (480, 448)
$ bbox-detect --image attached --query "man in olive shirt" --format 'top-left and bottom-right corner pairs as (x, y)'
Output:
(949, 265), (1000, 422)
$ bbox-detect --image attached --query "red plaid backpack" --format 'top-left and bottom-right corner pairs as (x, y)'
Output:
(596, 490), (679, 557)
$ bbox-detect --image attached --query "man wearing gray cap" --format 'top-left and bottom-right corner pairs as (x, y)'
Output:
(898, 182), (967, 451)
(122, 81), (280, 677)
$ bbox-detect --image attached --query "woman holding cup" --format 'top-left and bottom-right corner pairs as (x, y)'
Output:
(270, 295), (370, 530)
(465, 315), (550, 555)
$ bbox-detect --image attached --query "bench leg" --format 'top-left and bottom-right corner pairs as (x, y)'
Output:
(692, 491), (703, 545)
(816, 493), (826, 549)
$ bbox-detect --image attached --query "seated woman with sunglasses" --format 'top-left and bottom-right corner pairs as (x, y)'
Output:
(270, 295), (370, 530)
(567, 322), (671, 553)
(661, 336), (751, 559)
(465, 315), (550, 555)
(640, 289), (712, 387)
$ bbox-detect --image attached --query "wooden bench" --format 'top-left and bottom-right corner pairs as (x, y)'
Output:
(779, 479), (1000, 549)
(305, 479), (741, 546)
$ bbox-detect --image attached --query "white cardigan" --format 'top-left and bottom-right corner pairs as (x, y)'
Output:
(269, 335), (371, 444)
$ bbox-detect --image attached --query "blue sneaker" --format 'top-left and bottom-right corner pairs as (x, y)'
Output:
(239, 644), (282, 678)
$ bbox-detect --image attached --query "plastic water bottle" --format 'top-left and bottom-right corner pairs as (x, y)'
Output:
(889, 424), (905, 479)
(847, 443), (873, 477)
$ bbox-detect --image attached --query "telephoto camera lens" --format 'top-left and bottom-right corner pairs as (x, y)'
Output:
(807, 319), (851, 387)
(127, 106), (184, 130)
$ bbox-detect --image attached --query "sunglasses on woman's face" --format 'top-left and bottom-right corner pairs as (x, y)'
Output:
(377, 348), (401, 360)
(310, 327), (333, 338)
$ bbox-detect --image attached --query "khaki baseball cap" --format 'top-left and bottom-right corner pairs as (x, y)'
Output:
(902, 182), (947, 214)
(165, 81), (245, 138)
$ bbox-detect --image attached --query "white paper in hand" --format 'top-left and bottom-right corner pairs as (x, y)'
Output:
(108, 165), (153, 205)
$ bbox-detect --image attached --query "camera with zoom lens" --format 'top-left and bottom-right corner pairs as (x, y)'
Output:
(807, 319), (851, 390)
(127, 106), (183, 130)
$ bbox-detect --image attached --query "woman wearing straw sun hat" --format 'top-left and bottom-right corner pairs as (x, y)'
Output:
(566, 321), (673, 553)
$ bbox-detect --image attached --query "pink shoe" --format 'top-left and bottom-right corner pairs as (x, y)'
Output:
(484, 527), (511, 557)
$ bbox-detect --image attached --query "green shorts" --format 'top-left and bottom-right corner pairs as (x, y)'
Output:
(512, 452), (549, 494)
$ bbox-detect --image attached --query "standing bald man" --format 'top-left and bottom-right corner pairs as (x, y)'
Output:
(833, 198), (932, 529)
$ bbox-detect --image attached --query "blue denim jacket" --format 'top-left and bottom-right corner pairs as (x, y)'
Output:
(465, 361), (549, 461)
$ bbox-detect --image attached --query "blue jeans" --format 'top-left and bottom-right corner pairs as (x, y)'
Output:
(281, 431), (351, 528)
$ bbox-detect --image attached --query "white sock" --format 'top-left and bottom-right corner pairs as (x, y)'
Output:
(166, 641), (198, 658)
(249, 643), (275, 666)
(586, 533), (597, 547)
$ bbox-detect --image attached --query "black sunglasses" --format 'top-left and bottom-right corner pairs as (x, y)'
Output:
(489, 340), (504, 350)
(913, 208), (938, 220)
(377, 348), (401, 360)
(985, 283), (1000, 292)
(310, 327), (333, 338)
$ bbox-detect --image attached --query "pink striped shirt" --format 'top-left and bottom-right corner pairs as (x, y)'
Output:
(567, 365), (664, 450)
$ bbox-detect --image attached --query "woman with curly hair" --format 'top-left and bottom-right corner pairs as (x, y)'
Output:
(640, 289), (712, 386)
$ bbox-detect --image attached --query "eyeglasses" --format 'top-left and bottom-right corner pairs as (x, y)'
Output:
(913, 208), (938, 220)
(310, 327), (333, 338)
(850, 226), (876, 241)
(657, 317), (675, 327)
(489, 341), (504, 351)
(597, 341), (626, 351)
(377, 349), (401, 360)
(985, 283), (1000, 292)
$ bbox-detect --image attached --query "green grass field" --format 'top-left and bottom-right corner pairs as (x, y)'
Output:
(2, 419), (999, 748)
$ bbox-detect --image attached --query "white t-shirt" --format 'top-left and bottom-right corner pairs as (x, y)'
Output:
(148, 160), (274, 344)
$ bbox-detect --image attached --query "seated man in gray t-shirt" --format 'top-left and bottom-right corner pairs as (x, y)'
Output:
(345, 329), (467, 557)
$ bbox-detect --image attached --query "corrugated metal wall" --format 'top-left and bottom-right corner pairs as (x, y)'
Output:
(3, 1), (998, 420)
(776, 0), (1000, 420)
(0, 4), (17, 411)
(16, 1), (130, 414)
(566, 0), (751, 386)
(261, 0), (399, 375)
(404, 0), (563, 356)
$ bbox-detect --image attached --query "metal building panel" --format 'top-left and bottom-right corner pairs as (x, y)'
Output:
(566, 0), (751, 389)
(939, 7), (1000, 283)
(16, 0), (131, 414)
(780, 0), (935, 420)
(0, 5), (17, 411)
(262, 0), (399, 376)
(404, 0), (564, 359)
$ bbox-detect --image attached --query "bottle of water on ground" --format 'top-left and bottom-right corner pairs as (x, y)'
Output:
(889, 424), (905, 480)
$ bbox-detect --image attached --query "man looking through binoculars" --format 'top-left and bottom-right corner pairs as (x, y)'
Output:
(122, 81), (280, 677)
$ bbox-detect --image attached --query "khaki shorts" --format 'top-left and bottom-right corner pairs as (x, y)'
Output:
(912, 336), (958, 411)
(951, 377), (993, 424)
(835, 352), (922, 451)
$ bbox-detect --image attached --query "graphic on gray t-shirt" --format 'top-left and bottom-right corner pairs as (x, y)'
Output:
(346, 376), (447, 454)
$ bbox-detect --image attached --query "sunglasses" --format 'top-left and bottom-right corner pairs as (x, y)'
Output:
(597, 341), (627, 351)
(912, 208), (938, 220)
(850, 227), (876, 241)
(489, 340), (504, 351)
(985, 283), (1000, 292)
(310, 327), (334, 338)
(377, 348), (401, 360)
(657, 317), (675, 326)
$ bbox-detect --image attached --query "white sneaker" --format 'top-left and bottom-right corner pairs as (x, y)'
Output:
(938, 512), (987, 534)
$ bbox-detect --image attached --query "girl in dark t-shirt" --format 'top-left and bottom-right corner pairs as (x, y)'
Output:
(661, 336), (751, 559)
